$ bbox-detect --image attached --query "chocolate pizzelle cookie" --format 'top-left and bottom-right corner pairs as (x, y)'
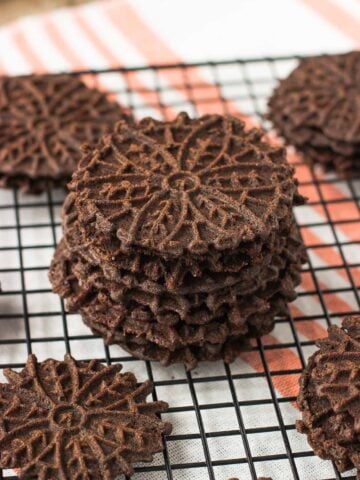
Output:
(50, 227), (303, 368)
(297, 316), (360, 478)
(50, 112), (305, 368)
(0, 74), (127, 193)
(0, 354), (172, 479)
(268, 51), (360, 177)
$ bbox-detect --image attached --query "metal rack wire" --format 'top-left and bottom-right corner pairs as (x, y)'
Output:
(0, 55), (359, 480)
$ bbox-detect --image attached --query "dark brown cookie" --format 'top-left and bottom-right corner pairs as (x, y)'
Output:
(53, 227), (303, 315)
(51, 227), (303, 323)
(0, 354), (172, 479)
(297, 316), (360, 477)
(62, 189), (299, 294)
(268, 52), (360, 177)
(82, 299), (285, 370)
(49, 235), (303, 368)
(70, 112), (302, 256)
(0, 74), (127, 193)
(76, 281), (290, 352)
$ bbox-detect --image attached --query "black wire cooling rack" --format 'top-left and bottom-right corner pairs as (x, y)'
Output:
(0, 55), (359, 480)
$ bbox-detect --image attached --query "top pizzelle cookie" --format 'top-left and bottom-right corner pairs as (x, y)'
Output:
(70, 113), (300, 257)
(0, 74), (125, 181)
(268, 52), (360, 145)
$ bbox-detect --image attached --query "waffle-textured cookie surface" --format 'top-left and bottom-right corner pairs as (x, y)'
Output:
(50, 112), (305, 368)
(297, 316), (360, 477)
(49, 233), (304, 369)
(71, 113), (300, 256)
(268, 52), (360, 177)
(0, 74), (126, 193)
(63, 185), (300, 293)
(0, 354), (171, 479)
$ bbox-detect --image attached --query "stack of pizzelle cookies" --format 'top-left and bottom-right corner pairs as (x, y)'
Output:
(50, 112), (306, 369)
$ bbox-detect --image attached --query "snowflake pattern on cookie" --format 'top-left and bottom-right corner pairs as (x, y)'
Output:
(0, 75), (125, 190)
(72, 113), (299, 255)
(297, 316), (360, 476)
(0, 354), (171, 480)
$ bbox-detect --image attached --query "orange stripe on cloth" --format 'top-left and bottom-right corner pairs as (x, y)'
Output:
(249, 287), (355, 401)
(290, 304), (328, 340)
(103, 0), (185, 64)
(285, 151), (360, 245)
(102, 0), (246, 117)
(319, 281), (357, 313)
(238, 279), (351, 401)
(42, 14), (89, 70)
(42, 14), (101, 89)
(300, 228), (360, 285)
(71, 10), (176, 118)
(300, 267), (357, 315)
(237, 266), (339, 401)
(301, 0), (360, 45)
(43, 10), (175, 117)
(12, 27), (47, 73)
(240, 266), (356, 397)
(240, 338), (301, 400)
(337, 223), (360, 242)
(287, 264), (356, 345)
(241, 276), (355, 401)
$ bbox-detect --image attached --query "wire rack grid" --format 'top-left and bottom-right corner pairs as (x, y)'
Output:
(0, 55), (359, 480)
